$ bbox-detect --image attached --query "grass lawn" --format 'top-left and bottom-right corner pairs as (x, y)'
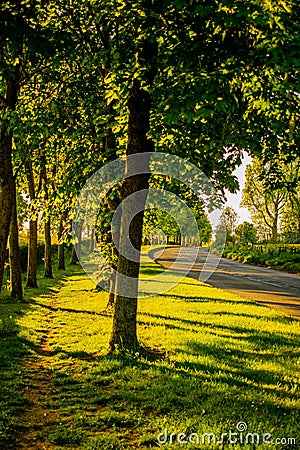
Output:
(0, 252), (299, 449)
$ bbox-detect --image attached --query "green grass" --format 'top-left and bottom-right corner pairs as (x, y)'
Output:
(1, 252), (300, 449)
(0, 262), (79, 448)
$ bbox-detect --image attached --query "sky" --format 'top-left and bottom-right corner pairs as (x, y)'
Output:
(225, 152), (252, 225)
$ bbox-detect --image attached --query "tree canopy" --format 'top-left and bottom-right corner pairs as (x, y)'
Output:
(1, 0), (300, 349)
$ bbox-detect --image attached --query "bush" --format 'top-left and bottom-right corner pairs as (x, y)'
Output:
(7, 243), (59, 272)
(223, 243), (300, 273)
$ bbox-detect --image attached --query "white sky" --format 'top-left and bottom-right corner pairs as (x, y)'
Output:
(225, 152), (252, 224)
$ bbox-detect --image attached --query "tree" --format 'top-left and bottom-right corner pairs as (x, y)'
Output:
(235, 222), (257, 245)
(280, 159), (300, 242)
(142, 176), (212, 246)
(221, 207), (238, 242)
(1, 0), (299, 349)
(9, 181), (23, 300)
(241, 158), (287, 242)
(281, 191), (300, 242)
(70, 0), (300, 350)
(196, 211), (212, 247)
(0, 0), (70, 294)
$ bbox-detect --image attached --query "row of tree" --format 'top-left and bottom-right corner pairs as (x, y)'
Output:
(1, 0), (299, 350)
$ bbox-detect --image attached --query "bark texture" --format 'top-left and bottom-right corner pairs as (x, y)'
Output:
(89, 228), (95, 253)
(70, 243), (79, 264)
(57, 211), (68, 270)
(109, 75), (156, 350)
(0, 79), (19, 292)
(42, 168), (53, 278)
(9, 182), (23, 300)
(58, 241), (65, 270)
(26, 162), (39, 288)
(44, 219), (53, 278)
(109, 39), (158, 351)
(26, 219), (38, 287)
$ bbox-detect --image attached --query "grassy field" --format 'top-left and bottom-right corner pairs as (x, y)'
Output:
(0, 254), (299, 449)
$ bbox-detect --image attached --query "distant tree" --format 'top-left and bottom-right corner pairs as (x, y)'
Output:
(280, 160), (300, 241)
(142, 206), (212, 247)
(221, 207), (238, 242)
(143, 209), (179, 245)
(241, 158), (287, 242)
(194, 210), (212, 247)
(235, 222), (257, 245)
(281, 193), (300, 243)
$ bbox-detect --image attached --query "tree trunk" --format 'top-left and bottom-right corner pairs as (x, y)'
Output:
(106, 269), (116, 310)
(109, 192), (149, 350)
(57, 212), (67, 270)
(271, 212), (279, 243)
(296, 195), (300, 235)
(90, 228), (95, 253)
(0, 138), (14, 292)
(41, 166), (53, 278)
(26, 162), (39, 288)
(70, 244), (79, 265)
(0, 79), (19, 292)
(26, 219), (38, 287)
(108, 39), (158, 351)
(44, 219), (53, 278)
(9, 182), (23, 300)
(58, 241), (65, 270)
(71, 220), (82, 265)
(105, 204), (120, 310)
(109, 79), (154, 351)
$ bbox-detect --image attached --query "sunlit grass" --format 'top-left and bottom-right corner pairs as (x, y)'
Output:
(1, 251), (300, 449)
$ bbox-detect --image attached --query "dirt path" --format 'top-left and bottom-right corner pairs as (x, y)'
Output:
(16, 296), (59, 450)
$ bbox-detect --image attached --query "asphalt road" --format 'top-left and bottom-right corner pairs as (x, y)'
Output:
(149, 246), (300, 319)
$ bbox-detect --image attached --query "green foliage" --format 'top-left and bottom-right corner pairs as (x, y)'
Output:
(95, 187), (122, 267)
(280, 159), (300, 236)
(235, 221), (257, 244)
(241, 157), (287, 242)
(224, 243), (300, 273)
(2, 0), (300, 294)
(241, 157), (300, 243)
(143, 209), (179, 243)
(219, 206), (238, 242)
(142, 176), (212, 245)
(6, 243), (59, 273)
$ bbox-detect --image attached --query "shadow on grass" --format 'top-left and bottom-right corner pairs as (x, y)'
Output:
(31, 301), (111, 317)
(0, 266), (79, 448)
(139, 263), (166, 277)
(7, 334), (297, 449)
(36, 338), (300, 449)
(139, 311), (299, 349)
(1, 265), (300, 448)
(0, 300), (34, 448)
(154, 291), (260, 307)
